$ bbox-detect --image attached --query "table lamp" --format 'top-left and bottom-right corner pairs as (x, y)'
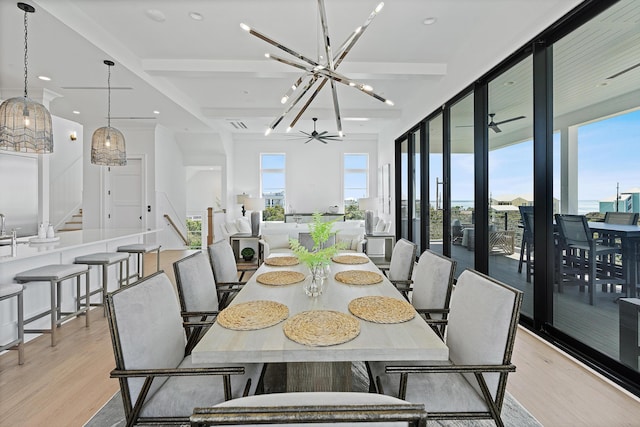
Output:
(358, 197), (378, 235)
(236, 193), (248, 216)
(245, 197), (265, 236)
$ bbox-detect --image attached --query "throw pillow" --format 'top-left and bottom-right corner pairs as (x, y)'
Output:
(225, 221), (239, 235)
(236, 217), (252, 234)
(375, 220), (386, 232)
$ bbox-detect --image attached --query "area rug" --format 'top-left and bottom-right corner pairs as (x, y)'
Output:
(85, 363), (541, 427)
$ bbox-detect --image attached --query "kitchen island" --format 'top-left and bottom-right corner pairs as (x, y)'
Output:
(0, 228), (159, 346)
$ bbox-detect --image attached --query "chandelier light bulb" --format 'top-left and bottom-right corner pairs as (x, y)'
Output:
(281, 95), (289, 104)
(338, 130), (344, 138)
(264, 127), (272, 136)
(385, 99), (394, 106)
(363, 84), (373, 92)
(286, 126), (292, 133)
(240, 23), (250, 32)
(375, 3), (384, 13)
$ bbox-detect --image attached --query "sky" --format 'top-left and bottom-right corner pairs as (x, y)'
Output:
(417, 108), (640, 202)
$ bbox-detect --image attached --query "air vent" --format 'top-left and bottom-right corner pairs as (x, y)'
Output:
(108, 117), (157, 120)
(227, 120), (248, 129)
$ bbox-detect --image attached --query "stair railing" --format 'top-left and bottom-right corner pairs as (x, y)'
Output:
(164, 214), (189, 245)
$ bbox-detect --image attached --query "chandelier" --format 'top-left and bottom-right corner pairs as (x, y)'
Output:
(240, 0), (392, 137)
(91, 60), (127, 166)
(0, 3), (53, 154)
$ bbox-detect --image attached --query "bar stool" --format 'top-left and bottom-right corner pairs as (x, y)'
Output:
(0, 283), (24, 364)
(15, 264), (90, 347)
(74, 252), (130, 316)
(117, 243), (161, 284)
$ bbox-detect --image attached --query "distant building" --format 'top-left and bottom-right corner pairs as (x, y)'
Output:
(599, 187), (640, 213)
(491, 194), (560, 214)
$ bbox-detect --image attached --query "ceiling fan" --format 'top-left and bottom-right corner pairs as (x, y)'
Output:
(297, 118), (343, 144)
(488, 113), (525, 133)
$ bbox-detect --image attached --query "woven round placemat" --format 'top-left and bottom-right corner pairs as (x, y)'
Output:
(348, 296), (415, 324)
(334, 270), (383, 285)
(332, 254), (369, 265)
(282, 310), (360, 346)
(264, 256), (299, 266)
(256, 270), (306, 286)
(217, 300), (289, 330)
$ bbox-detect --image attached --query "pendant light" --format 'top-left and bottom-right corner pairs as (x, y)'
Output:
(91, 60), (126, 166)
(0, 3), (53, 154)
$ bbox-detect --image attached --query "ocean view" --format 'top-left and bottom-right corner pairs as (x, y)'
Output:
(431, 200), (602, 215)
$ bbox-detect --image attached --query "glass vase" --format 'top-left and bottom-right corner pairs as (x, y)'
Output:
(304, 263), (326, 297)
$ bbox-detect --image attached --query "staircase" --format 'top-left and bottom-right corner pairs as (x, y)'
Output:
(57, 209), (83, 232)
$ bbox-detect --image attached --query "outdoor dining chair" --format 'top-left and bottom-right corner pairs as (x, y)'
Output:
(555, 214), (627, 304)
(517, 206), (534, 283)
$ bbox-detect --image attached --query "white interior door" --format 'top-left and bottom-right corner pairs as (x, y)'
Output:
(107, 157), (144, 229)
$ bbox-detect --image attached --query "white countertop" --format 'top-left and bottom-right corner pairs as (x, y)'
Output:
(0, 228), (159, 263)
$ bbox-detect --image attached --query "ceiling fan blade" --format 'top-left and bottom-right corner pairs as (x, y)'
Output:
(299, 131), (313, 137)
(607, 61), (640, 80)
(317, 131), (328, 137)
(490, 124), (502, 133)
(241, 24), (320, 68)
(304, 138), (313, 144)
(495, 115), (525, 126)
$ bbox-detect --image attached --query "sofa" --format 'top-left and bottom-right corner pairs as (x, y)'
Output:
(258, 221), (366, 261)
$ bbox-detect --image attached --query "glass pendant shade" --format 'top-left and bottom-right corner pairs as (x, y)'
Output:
(91, 126), (126, 166)
(0, 3), (53, 154)
(0, 96), (53, 153)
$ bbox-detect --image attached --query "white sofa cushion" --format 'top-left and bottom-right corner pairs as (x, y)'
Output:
(225, 221), (239, 235)
(263, 233), (291, 250)
(236, 217), (252, 234)
(375, 219), (387, 232)
(336, 232), (362, 251)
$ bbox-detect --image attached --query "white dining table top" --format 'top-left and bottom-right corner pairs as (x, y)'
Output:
(191, 252), (449, 364)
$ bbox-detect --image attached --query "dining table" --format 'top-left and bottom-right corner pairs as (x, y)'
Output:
(191, 252), (449, 392)
(589, 222), (640, 298)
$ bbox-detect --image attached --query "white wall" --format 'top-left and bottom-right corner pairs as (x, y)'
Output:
(49, 115), (83, 228)
(154, 125), (186, 249)
(231, 135), (378, 220)
(186, 168), (221, 215)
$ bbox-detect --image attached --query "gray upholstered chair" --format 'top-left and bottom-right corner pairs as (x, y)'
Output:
(380, 238), (417, 294)
(370, 269), (523, 427)
(604, 211), (639, 225)
(173, 251), (227, 354)
(190, 392), (427, 426)
(208, 240), (256, 308)
(106, 271), (264, 427)
(408, 250), (456, 339)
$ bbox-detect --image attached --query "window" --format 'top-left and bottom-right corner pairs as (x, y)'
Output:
(261, 153), (285, 221)
(344, 154), (368, 220)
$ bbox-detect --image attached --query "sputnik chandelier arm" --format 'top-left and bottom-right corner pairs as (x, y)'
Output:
(240, 0), (390, 136)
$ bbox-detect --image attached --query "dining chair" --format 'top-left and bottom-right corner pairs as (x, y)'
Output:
(105, 271), (264, 427)
(208, 240), (257, 308)
(173, 251), (228, 354)
(369, 269), (522, 427)
(601, 212), (639, 292)
(555, 214), (626, 305)
(190, 392), (427, 426)
(517, 206), (534, 283)
(408, 250), (456, 339)
(380, 238), (417, 292)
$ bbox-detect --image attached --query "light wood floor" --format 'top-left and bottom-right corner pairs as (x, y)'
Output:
(1, 249), (640, 426)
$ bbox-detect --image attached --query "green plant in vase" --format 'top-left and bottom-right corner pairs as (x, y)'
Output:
(290, 212), (346, 296)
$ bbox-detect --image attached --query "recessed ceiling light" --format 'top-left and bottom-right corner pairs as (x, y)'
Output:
(423, 17), (437, 25)
(38, 75), (51, 81)
(145, 9), (166, 22)
(189, 11), (203, 21)
(153, 110), (160, 115)
(503, 81), (515, 86)
(72, 110), (80, 115)
(596, 81), (609, 87)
